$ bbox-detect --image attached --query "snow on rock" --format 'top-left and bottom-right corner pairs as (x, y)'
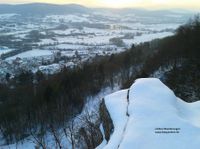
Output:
(98, 89), (129, 149)
(99, 78), (200, 149)
(96, 124), (107, 149)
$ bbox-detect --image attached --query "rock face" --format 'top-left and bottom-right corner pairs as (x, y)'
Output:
(99, 98), (114, 142)
(78, 98), (114, 149)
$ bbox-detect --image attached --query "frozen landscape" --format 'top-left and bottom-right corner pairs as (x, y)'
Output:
(0, 3), (199, 149)
(0, 4), (194, 82)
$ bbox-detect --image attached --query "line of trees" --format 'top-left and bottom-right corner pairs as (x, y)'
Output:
(0, 41), (150, 144)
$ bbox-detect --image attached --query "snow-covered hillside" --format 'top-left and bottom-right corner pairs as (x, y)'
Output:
(98, 78), (200, 149)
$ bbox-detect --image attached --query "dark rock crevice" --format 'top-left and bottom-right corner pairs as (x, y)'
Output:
(99, 98), (114, 142)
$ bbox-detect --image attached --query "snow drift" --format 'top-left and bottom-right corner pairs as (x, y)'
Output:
(98, 78), (200, 149)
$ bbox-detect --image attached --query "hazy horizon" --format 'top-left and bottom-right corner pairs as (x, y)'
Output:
(0, 0), (200, 10)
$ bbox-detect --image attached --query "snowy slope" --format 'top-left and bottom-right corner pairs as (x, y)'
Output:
(98, 78), (200, 149)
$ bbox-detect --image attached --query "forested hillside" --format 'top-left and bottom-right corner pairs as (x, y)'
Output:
(124, 15), (200, 102)
(0, 42), (150, 144)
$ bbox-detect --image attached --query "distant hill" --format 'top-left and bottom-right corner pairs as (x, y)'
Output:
(0, 3), (91, 16)
(95, 7), (194, 18)
(0, 3), (196, 17)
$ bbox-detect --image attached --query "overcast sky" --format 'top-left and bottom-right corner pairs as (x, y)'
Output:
(0, 0), (200, 10)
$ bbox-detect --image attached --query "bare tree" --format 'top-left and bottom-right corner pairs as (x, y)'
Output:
(49, 124), (62, 149)
(30, 128), (47, 149)
(78, 108), (103, 149)
(63, 119), (76, 149)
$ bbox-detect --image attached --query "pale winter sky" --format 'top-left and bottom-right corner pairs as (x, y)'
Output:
(0, 0), (200, 10)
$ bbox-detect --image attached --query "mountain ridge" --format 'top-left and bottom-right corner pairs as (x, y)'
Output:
(0, 3), (91, 15)
(0, 3), (195, 16)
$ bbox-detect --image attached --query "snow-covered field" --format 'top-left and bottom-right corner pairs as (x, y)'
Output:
(0, 10), (190, 80)
(6, 49), (53, 60)
(98, 78), (200, 149)
(130, 31), (174, 44)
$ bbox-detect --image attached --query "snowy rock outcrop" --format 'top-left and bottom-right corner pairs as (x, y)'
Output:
(99, 99), (114, 142)
(98, 78), (200, 149)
